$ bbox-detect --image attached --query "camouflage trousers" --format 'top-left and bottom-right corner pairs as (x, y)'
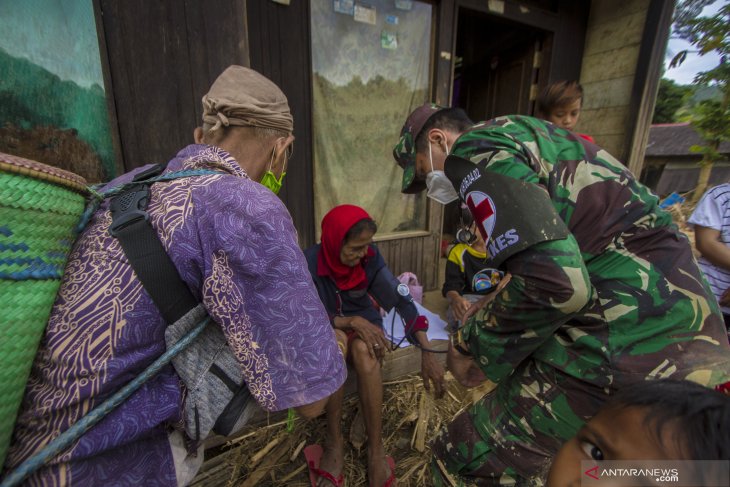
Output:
(430, 360), (607, 486)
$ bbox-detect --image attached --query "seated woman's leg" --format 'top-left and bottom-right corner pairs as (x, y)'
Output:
(350, 337), (391, 486)
(318, 329), (348, 486)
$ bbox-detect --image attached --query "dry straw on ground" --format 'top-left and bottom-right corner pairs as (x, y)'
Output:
(192, 373), (494, 487)
(664, 198), (698, 256)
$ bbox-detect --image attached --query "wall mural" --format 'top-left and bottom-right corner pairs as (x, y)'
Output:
(0, 0), (114, 182)
(311, 0), (433, 235)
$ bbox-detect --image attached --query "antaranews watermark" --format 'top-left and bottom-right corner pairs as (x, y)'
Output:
(580, 460), (729, 486)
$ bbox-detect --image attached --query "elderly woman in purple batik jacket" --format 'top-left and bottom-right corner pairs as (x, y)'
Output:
(5, 66), (346, 486)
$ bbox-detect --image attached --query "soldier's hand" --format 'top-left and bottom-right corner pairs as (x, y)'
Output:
(447, 341), (486, 388)
(451, 296), (470, 322)
(463, 273), (512, 323)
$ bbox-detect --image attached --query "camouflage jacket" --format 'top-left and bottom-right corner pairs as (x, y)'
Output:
(452, 115), (730, 391)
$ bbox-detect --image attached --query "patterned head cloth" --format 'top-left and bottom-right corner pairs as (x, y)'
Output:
(201, 66), (294, 134)
(393, 102), (446, 194)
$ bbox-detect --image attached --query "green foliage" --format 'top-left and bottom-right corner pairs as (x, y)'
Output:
(669, 0), (730, 199)
(672, 0), (717, 41)
(653, 78), (694, 123)
(0, 47), (115, 179)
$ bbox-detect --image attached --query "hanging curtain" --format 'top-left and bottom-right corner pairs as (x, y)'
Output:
(310, 0), (433, 236)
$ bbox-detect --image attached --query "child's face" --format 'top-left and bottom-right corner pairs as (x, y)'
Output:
(546, 406), (683, 487)
(547, 99), (582, 131)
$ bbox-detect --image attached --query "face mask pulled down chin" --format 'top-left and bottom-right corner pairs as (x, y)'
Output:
(425, 140), (458, 204)
(260, 170), (285, 195)
(260, 145), (287, 195)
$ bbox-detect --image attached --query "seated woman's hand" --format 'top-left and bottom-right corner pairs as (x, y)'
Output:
(349, 316), (390, 359)
(421, 349), (445, 398)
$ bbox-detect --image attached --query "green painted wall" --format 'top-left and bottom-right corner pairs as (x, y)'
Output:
(0, 0), (114, 181)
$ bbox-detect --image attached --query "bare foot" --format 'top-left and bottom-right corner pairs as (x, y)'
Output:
(367, 452), (392, 487)
(317, 436), (344, 487)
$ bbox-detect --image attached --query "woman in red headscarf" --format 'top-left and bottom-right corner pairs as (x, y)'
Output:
(303, 204), (444, 487)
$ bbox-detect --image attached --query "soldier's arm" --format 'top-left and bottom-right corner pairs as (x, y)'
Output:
(461, 235), (591, 384)
(453, 133), (591, 384)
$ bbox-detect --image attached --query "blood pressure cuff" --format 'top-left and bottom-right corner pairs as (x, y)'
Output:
(445, 154), (570, 268)
(370, 265), (427, 344)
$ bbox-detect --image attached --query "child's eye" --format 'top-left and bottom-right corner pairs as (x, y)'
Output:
(580, 440), (604, 461)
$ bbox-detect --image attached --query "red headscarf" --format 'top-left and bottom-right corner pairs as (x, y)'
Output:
(317, 204), (374, 290)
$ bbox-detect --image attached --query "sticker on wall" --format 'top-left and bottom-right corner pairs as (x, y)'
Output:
(487, 0), (505, 14)
(385, 14), (399, 25)
(395, 0), (412, 11)
(381, 30), (398, 50)
(354, 2), (376, 24)
(334, 0), (355, 15)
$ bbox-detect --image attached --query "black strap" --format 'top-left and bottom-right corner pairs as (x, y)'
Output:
(109, 165), (197, 324)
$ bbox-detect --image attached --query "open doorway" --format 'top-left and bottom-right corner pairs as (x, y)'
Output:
(453, 7), (550, 121)
(443, 7), (551, 237)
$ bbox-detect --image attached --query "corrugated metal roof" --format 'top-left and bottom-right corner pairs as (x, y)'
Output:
(645, 123), (730, 157)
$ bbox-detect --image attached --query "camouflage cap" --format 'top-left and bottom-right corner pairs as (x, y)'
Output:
(393, 103), (446, 194)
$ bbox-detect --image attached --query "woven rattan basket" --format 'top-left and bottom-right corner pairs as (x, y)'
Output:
(0, 152), (88, 467)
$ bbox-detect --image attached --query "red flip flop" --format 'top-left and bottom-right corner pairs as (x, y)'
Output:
(303, 444), (345, 487)
(383, 455), (397, 487)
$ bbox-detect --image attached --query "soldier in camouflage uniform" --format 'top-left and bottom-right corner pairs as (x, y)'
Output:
(393, 105), (730, 486)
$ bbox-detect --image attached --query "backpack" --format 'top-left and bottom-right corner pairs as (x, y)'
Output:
(108, 163), (256, 444)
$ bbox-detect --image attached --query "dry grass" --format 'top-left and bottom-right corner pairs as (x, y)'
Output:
(663, 199), (699, 256)
(191, 373), (492, 487)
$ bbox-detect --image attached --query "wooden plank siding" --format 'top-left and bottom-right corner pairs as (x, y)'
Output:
(95, 0), (250, 172)
(93, 0), (672, 293)
(247, 0), (317, 247)
(622, 0), (674, 176)
(578, 0), (672, 170)
(578, 0), (650, 158)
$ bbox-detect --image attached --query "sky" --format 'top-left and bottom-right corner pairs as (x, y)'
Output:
(663, 0), (726, 85)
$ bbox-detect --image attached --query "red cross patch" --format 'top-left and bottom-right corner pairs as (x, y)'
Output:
(465, 191), (496, 242)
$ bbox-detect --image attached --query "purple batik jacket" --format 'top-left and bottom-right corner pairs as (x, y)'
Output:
(5, 144), (346, 486)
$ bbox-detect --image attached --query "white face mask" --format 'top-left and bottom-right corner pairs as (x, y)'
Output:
(425, 140), (458, 205)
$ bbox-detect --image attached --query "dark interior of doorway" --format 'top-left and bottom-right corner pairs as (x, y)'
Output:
(443, 7), (550, 237)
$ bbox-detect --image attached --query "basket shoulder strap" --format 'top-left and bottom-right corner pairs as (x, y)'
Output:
(109, 165), (197, 324)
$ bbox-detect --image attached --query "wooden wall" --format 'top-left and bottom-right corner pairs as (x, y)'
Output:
(247, 0), (317, 247)
(578, 0), (650, 157)
(96, 0), (671, 292)
(96, 0), (250, 170)
(578, 0), (672, 174)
